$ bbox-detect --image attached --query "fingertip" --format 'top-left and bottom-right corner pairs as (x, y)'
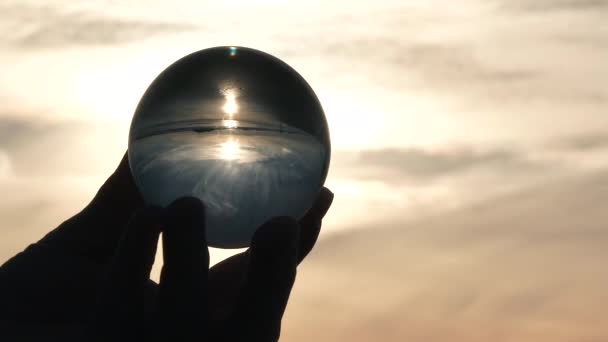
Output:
(252, 216), (299, 249)
(250, 217), (300, 268)
(161, 196), (209, 284)
(296, 188), (333, 263)
(304, 187), (334, 223)
(166, 196), (206, 219)
(164, 196), (206, 239)
(317, 187), (334, 216)
(321, 186), (334, 199)
(161, 196), (208, 268)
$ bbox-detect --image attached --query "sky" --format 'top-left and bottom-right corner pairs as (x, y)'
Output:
(0, 0), (607, 340)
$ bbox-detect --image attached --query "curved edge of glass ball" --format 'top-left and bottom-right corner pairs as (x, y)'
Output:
(127, 46), (331, 248)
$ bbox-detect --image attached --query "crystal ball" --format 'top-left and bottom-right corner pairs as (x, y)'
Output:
(128, 46), (330, 248)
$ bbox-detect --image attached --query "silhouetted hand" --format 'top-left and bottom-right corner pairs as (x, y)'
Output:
(0, 153), (333, 341)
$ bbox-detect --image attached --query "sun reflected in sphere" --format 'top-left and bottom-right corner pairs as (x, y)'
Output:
(222, 89), (239, 116)
(128, 46), (330, 248)
(219, 138), (241, 160)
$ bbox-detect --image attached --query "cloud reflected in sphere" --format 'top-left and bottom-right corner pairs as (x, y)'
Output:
(128, 46), (330, 248)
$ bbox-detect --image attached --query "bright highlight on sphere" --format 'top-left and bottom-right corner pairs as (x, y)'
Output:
(128, 46), (330, 248)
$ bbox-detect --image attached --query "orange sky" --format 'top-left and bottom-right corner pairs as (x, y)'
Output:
(1, 0), (607, 340)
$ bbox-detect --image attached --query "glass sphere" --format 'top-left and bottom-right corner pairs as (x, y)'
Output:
(128, 46), (330, 248)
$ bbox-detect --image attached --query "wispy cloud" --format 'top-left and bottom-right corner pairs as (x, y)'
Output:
(0, 149), (11, 179)
(555, 132), (608, 151)
(503, 0), (608, 12)
(276, 2), (607, 112)
(332, 146), (547, 184)
(286, 170), (608, 341)
(0, 3), (195, 48)
(0, 116), (124, 177)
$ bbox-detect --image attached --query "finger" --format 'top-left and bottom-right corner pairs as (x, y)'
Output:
(207, 252), (249, 322)
(207, 188), (333, 321)
(89, 206), (162, 339)
(159, 197), (209, 340)
(228, 217), (299, 341)
(41, 152), (144, 263)
(209, 187), (333, 272)
(298, 187), (333, 261)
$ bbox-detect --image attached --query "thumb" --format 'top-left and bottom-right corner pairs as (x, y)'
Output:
(40, 152), (144, 262)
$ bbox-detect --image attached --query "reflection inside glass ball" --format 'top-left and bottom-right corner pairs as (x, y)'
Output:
(128, 46), (330, 248)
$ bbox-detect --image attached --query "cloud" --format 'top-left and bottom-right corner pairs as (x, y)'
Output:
(554, 132), (608, 151)
(275, 2), (607, 112)
(280, 33), (541, 94)
(284, 170), (608, 341)
(331, 146), (546, 184)
(503, 0), (608, 12)
(328, 41), (538, 84)
(0, 116), (125, 177)
(0, 3), (195, 48)
(0, 149), (11, 179)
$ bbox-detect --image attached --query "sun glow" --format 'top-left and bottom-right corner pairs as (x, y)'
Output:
(223, 91), (239, 116)
(219, 138), (241, 160)
(69, 49), (181, 122)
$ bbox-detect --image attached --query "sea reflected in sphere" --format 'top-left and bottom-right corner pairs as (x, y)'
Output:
(128, 46), (330, 248)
